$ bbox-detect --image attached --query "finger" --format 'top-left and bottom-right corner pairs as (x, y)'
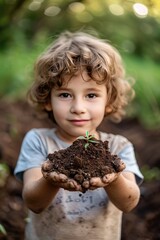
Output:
(118, 160), (126, 171)
(42, 160), (52, 171)
(64, 180), (82, 191)
(68, 180), (76, 189)
(82, 180), (90, 189)
(49, 172), (68, 182)
(90, 177), (104, 187)
(102, 172), (117, 184)
(49, 172), (59, 181)
(58, 173), (68, 183)
(42, 171), (48, 179)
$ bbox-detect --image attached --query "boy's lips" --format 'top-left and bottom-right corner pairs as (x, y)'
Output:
(69, 119), (90, 126)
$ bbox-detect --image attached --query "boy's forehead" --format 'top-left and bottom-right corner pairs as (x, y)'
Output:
(61, 70), (103, 84)
(59, 72), (105, 90)
(61, 70), (89, 84)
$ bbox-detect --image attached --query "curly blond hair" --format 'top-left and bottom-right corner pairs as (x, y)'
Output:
(28, 31), (134, 122)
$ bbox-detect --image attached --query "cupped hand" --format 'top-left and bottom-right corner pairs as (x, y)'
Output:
(42, 170), (122, 192)
(42, 170), (83, 192)
(86, 172), (121, 190)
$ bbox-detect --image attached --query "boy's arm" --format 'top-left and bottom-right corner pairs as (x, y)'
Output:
(23, 168), (59, 213)
(23, 167), (82, 213)
(105, 172), (140, 212)
(90, 172), (140, 213)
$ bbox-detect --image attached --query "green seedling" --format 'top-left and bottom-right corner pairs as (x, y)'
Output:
(78, 131), (99, 149)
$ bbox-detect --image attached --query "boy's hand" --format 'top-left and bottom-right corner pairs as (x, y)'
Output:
(87, 172), (121, 190)
(42, 158), (125, 192)
(42, 171), (83, 192)
(42, 170), (121, 192)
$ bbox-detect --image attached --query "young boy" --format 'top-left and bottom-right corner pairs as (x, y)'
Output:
(14, 31), (143, 240)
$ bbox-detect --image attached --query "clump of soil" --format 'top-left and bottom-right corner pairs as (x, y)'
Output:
(41, 136), (125, 187)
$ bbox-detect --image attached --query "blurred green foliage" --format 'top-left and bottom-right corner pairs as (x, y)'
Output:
(123, 55), (160, 128)
(0, 224), (7, 236)
(141, 165), (160, 181)
(0, 0), (160, 128)
(0, 163), (10, 188)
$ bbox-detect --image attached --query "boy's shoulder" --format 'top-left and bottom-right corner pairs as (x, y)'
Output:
(99, 131), (132, 154)
(100, 131), (130, 142)
(24, 128), (58, 148)
(26, 128), (56, 138)
(25, 128), (66, 153)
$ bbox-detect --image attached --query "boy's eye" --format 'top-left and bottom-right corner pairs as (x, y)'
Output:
(59, 93), (71, 98)
(87, 93), (97, 98)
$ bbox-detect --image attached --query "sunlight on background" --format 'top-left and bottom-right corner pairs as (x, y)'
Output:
(69, 2), (85, 13)
(28, 2), (41, 11)
(44, 6), (61, 17)
(27, 0), (158, 20)
(108, 4), (124, 16)
(68, 2), (93, 22)
(133, 3), (148, 18)
(28, 0), (148, 20)
(28, 0), (44, 11)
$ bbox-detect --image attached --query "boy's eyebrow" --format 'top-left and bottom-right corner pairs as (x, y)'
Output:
(55, 87), (71, 91)
(56, 87), (103, 92)
(85, 88), (102, 92)
(85, 87), (106, 93)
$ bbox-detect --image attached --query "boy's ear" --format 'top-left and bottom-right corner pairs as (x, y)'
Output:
(105, 106), (112, 113)
(44, 102), (52, 111)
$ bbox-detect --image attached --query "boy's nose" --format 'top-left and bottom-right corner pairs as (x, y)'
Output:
(70, 99), (86, 114)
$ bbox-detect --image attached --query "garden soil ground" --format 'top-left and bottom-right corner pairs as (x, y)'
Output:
(0, 100), (160, 240)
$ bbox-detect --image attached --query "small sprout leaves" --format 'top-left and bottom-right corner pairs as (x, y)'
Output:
(84, 143), (89, 149)
(78, 131), (99, 149)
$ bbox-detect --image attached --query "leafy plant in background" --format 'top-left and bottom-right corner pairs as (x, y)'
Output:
(141, 165), (160, 181)
(123, 55), (160, 128)
(0, 33), (47, 98)
(0, 224), (7, 236)
(0, 164), (9, 236)
(0, 163), (10, 187)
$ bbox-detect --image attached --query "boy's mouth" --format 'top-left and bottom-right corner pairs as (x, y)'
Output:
(69, 119), (90, 126)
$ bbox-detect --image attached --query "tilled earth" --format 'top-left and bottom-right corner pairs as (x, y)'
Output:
(0, 100), (159, 240)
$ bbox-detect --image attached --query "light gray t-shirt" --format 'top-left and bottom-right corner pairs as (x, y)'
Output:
(14, 128), (143, 240)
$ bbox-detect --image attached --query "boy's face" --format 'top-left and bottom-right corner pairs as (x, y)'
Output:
(46, 71), (108, 142)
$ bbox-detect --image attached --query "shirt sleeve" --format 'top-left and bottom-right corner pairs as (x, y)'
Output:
(118, 144), (144, 185)
(14, 129), (48, 182)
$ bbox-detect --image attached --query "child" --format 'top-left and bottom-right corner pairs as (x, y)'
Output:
(14, 31), (143, 240)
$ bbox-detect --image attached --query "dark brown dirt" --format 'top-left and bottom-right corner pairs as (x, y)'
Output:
(0, 99), (160, 240)
(42, 137), (125, 188)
